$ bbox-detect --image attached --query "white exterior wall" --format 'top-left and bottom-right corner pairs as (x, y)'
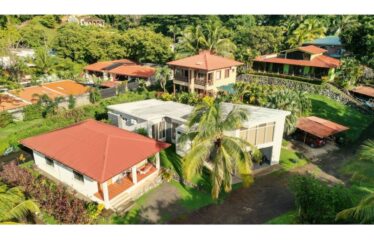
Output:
(176, 116), (287, 165)
(33, 151), (98, 197)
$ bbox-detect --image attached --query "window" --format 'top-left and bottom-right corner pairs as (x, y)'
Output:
(73, 171), (84, 182)
(159, 122), (166, 139)
(208, 73), (213, 81)
(45, 157), (54, 167)
(184, 69), (189, 78)
(225, 69), (230, 78)
(215, 70), (221, 80)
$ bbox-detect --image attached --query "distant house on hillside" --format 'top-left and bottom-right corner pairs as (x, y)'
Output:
(84, 59), (156, 88)
(67, 15), (105, 27)
(167, 51), (243, 95)
(303, 36), (345, 59)
(253, 45), (341, 81)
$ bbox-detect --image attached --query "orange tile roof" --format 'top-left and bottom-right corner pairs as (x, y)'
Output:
(10, 86), (66, 103)
(21, 119), (170, 183)
(254, 54), (340, 69)
(43, 80), (89, 96)
(298, 45), (327, 54)
(100, 80), (122, 88)
(296, 116), (349, 138)
(84, 59), (136, 72)
(167, 50), (243, 71)
(0, 94), (30, 111)
(350, 86), (374, 98)
(108, 65), (156, 78)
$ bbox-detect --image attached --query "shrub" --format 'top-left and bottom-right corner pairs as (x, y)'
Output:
(159, 92), (174, 101)
(0, 161), (91, 224)
(135, 128), (148, 137)
(23, 104), (44, 121)
(68, 95), (76, 109)
(0, 111), (13, 128)
(289, 174), (353, 224)
(89, 88), (102, 104)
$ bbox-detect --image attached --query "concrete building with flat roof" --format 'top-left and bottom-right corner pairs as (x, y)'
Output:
(107, 99), (290, 166)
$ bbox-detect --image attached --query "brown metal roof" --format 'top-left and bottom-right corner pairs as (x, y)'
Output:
(351, 86), (374, 98)
(296, 116), (349, 138)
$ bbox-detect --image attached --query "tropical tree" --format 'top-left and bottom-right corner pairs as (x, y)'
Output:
(335, 58), (365, 89)
(34, 46), (56, 75)
(287, 18), (327, 47)
(33, 94), (64, 117)
(176, 20), (236, 58)
(168, 25), (181, 43)
(266, 89), (311, 134)
(179, 100), (259, 199)
(336, 140), (374, 223)
(155, 66), (172, 92)
(0, 183), (40, 223)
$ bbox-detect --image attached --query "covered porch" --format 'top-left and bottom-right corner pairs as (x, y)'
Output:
(94, 153), (161, 209)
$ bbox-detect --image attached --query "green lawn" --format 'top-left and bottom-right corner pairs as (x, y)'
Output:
(308, 94), (373, 142)
(266, 210), (298, 224)
(279, 140), (308, 170)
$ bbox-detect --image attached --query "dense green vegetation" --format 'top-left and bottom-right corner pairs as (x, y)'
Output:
(308, 94), (373, 142)
(266, 211), (297, 224)
(0, 91), (155, 154)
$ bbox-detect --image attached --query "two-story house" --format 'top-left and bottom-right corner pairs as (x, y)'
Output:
(253, 45), (341, 81)
(167, 51), (243, 95)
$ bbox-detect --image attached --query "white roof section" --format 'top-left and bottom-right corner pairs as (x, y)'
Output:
(221, 102), (291, 126)
(108, 99), (290, 126)
(107, 99), (194, 121)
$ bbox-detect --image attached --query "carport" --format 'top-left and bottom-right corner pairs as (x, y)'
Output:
(295, 116), (349, 144)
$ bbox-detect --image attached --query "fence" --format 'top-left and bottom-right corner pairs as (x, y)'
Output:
(99, 83), (139, 99)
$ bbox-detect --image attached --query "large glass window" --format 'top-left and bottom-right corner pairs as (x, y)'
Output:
(240, 122), (275, 145)
(215, 70), (221, 80)
(225, 69), (230, 78)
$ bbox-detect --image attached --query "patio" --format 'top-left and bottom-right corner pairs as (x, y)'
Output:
(95, 163), (158, 201)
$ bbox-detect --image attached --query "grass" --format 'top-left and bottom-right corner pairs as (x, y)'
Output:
(280, 148), (308, 170)
(308, 94), (373, 142)
(266, 210), (298, 224)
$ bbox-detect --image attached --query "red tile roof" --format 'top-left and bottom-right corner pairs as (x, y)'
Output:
(84, 59), (136, 72)
(108, 65), (156, 78)
(43, 80), (89, 96)
(100, 80), (122, 88)
(21, 119), (170, 183)
(0, 94), (30, 111)
(296, 116), (349, 138)
(254, 54), (340, 69)
(297, 45), (327, 54)
(10, 86), (66, 103)
(350, 86), (374, 98)
(167, 50), (243, 71)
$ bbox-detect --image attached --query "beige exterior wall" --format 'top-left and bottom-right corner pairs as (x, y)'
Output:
(172, 66), (238, 94)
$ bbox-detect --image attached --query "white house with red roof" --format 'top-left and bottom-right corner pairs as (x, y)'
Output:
(253, 45), (341, 81)
(167, 51), (243, 95)
(21, 119), (170, 210)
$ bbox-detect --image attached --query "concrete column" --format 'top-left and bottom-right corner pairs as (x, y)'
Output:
(155, 152), (160, 170)
(271, 118), (286, 165)
(102, 182), (110, 208)
(132, 166), (138, 184)
(189, 69), (195, 93)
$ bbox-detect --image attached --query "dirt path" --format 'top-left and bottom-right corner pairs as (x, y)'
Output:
(170, 121), (374, 224)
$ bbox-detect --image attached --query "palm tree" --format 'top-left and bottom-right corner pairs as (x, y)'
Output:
(288, 18), (327, 47)
(199, 20), (237, 58)
(176, 25), (203, 58)
(0, 184), (40, 223)
(336, 139), (374, 223)
(176, 20), (236, 58)
(179, 100), (258, 199)
(155, 66), (172, 92)
(168, 25), (181, 43)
